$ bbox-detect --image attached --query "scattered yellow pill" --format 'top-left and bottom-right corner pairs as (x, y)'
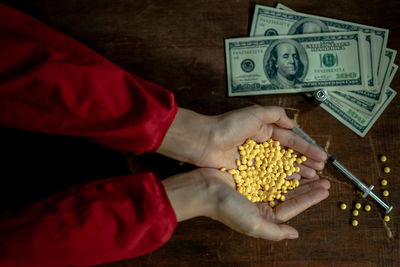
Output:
(379, 155), (387, 162)
(352, 220), (358, 226)
(352, 210), (359, 216)
(383, 167), (390, 173)
(269, 201), (275, 207)
(384, 215), (390, 222)
(355, 203), (361, 209)
(382, 190), (389, 197)
(340, 203), (347, 210)
(381, 179), (387, 186)
(364, 205), (371, 212)
(219, 167), (226, 172)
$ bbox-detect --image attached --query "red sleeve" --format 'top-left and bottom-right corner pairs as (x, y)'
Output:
(0, 3), (178, 154)
(0, 173), (178, 267)
(0, 3), (179, 266)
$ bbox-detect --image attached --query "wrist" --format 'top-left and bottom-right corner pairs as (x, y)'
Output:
(162, 169), (216, 221)
(156, 107), (216, 165)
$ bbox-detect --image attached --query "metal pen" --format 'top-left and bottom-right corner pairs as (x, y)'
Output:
(292, 126), (393, 214)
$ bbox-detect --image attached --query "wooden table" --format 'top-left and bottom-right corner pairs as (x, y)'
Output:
(1, 0), (399, 266)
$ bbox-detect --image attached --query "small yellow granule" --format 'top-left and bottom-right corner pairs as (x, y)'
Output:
(383, 167), (391, 173)
(381, 179), (387, 186)
(352, 210), (359, 216)
(382, 190), (389, 197)
(379, 155), (387, 162)
(224, 138), (306, 203)
(352, 220), (358, 227)
(355, 203), (361, 209)
(364, 204), (371, 212)
(219, 167), (226, 172)
(384, 215), (390, 222)
(340, 203), (347, 210)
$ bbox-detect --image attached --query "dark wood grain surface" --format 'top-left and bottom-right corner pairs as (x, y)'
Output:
(1, 0), (399, 266)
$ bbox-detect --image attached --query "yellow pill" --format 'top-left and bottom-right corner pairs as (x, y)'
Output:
(296, 158), (303, 164)
(379, 155), (387, 162)
(238, 145), (244, 151)
(381, 179), (387, 186)
(219, 167), (226, 172)
(280, 195), (286, 202)
(288, 148), (293, 153)
(269, 201), (275, 207)
(364, 205), (371, 212)
(228, 169), (236, 175)
(295, 166), (300, 173)
(383, 167), (390, 173)
(340, 203), (347, 210)
(384, 215), (390, 222)
(301, 155), (307, 161)
(352, 210), (359, 216)
(352, 220), (358, 227)
(382, 190), (389, 197)
(355, 203), (361, 209)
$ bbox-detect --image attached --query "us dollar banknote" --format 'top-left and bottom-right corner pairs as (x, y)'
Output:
(346, 49), (397, 104)
(250, 4), (389, 90)
(332, 64), (398, 115)
(321, 88), (397, 137)
(225, 31), (368, 96)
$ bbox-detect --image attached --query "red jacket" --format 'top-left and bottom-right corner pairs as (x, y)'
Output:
(0, 3), (178, 266)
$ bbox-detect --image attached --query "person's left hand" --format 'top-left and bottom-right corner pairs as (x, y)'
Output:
(157, 105), (327, 183)
(196, 105), (327, 182)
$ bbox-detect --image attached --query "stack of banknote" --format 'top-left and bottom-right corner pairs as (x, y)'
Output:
(225, 3), (397, 137)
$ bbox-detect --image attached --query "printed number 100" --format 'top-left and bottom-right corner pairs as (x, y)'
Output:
(336, 72), (357, 79)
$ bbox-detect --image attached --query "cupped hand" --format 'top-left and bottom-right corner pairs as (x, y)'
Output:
(163, 168), (330, 241)
(201, 168), (330, 240)
(196, 105), (327, 182)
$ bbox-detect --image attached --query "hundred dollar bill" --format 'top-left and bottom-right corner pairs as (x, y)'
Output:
(225, 31), (367, 96)
(276, 3), (292, 11)
(320, 88), (397, 137)
(346, 49), (396, 104)
(332, 64), (398, 115)
(250, 4), (389, 89)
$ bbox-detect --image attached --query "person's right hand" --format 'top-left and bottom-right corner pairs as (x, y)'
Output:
(163, 168), (330, 241)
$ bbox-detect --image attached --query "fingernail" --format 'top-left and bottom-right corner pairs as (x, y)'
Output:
(288, 233), (299, 239)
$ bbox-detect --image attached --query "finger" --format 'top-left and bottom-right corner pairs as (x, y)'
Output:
(285, 172), (301, 180)
(284, 179), (330, 200)
(295, 164), (317, 179)
(274, 186), (330, 223)
(250, 105), (294, 129)
(271, 127), (327, 162)
(249, 217), (299, 240)
(301, 157), (325, 171)
(299, 174), (320, 185)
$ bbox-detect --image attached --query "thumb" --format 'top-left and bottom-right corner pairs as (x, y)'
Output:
(253, 106), (294, 129)
(252, 219), (299, 241)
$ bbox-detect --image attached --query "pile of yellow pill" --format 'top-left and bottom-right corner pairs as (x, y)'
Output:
(222, 139), (305, 206)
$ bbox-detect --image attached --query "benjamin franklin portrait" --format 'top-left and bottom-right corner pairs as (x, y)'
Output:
(288, 18), (329, 35)
(264, 39), (308, 89)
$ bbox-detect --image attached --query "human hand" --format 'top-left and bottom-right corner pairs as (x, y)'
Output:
(157, 105), (327, 183)
(163, 168), (330, 240)
(196, 105), (327, 182)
